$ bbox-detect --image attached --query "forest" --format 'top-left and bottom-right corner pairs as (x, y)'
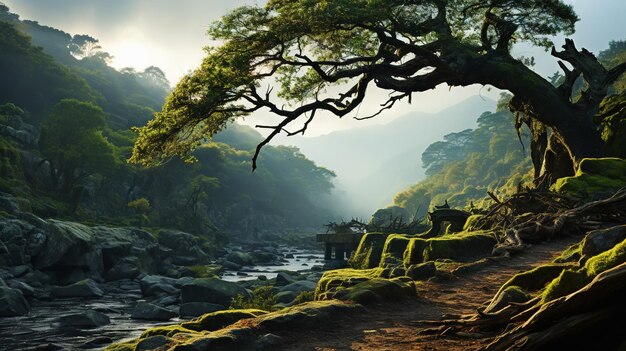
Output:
(0, 1), (625, 351)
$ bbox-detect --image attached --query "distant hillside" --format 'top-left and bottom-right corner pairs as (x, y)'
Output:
(274, 95), (496, 217)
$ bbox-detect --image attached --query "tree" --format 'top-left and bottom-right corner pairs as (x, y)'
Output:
(129, 0), (626, 184)
(40, 99), (119, 192)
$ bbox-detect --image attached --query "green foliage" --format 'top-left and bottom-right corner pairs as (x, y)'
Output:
(129, 0), (578, 166)
(394, 109), (532, 213)
(182, 309), (268, 332)
(40, 99), (120, 192)
(127, 198), (150, 213)
(293, 290), (315, 304)
(229, 286), (278, 312)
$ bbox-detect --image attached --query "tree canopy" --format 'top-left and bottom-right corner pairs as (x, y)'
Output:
(128, 0), (589, 168)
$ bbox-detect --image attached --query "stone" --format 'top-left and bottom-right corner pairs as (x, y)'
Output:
(80, 336), (113, 349)
(225, 251), (253, 266)
(131, 302), (177, 321)
(7, 280), (35, 297)
(274, 272), (296, 286)
(105, 259), (140, 281)
(274, 291), (299, 304)
(181, 278), (251, 306)
(136, 335), (172, 351)
(58, 310), (110, 328)
(158, 230), (207, 265)
(405, 262), (437, 280)
(222, 261), (242, 271)
(581, 225), (626, 260)
(52, 279), (104, 298)
(179, 302), (226, 317)
(144, 283), (178, 297)
(278, 280), (316, 294)
(0, 283), (30, 316)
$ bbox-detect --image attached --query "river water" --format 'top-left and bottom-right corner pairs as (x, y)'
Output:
(0, 247), (325, 350)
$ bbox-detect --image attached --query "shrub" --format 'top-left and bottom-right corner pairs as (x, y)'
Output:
(230, 286), (277, 311)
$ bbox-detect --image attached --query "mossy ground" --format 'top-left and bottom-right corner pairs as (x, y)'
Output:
(552, 158), (626, 199)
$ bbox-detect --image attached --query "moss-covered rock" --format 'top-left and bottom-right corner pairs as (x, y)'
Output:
(422, 231), (496, 262)
(403, 238), (428, 266)
(541, 238), (626, 303)
(349, 233), (388, 269)
(314, 268), (414, 304)
(379, 234), (411, 268)
(484, 286), (529, 313)
(552, 158), (626, 199)
(182, 309), (268, 332)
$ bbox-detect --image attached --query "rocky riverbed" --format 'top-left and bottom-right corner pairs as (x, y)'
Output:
(0, 193), (330, 350)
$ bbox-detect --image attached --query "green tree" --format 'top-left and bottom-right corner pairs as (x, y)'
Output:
(40, 99), (119, 192)
(129, 0), (625, 186)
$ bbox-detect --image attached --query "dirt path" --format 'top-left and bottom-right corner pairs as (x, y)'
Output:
(273, 237), (578, 351)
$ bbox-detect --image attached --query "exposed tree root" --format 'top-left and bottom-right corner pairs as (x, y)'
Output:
(422, 188), (626, 350)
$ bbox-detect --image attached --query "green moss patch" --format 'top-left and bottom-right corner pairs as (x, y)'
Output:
(182, 309), (268, 332)
(379, 234), (411, 268)
(552, 158), (626, 199)
(349, 233), (388, 269)
(541, 238), (626, 303)
(422, 231), (496, 262)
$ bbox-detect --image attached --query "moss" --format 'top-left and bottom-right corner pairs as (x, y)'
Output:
(463, 214), (484, 231)
(541, 270), (590, 303)
(553, 242), (582, 263)
(403, 238), (428, 266)
(315, 268), (385, 299)
(339, 277), (415, 304)
(552, 158), (626, 199)
(422, 231), (496, 262)
(485, 285), (530, 313)
(349, 232), (388, 269)
(498, 264), (570, 295)
(104, 341), (138, 351)
(378, 234), (411, 268)
(433, 259), (463, 273)
(140, 325), (198, 338)
(187, 264), (221, 278)
(182, 309), (268, 332)
(540, 238), (626, 303)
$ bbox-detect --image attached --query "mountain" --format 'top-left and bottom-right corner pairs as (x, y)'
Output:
(274, 95), (497, 218)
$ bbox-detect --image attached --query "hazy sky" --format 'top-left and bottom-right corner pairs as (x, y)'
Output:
(3, 0), (625, 135)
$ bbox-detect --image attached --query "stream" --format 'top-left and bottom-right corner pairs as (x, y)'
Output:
(0, 247), (325, 351)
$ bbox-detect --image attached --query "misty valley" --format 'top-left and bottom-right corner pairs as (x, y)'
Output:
(0, 1), (625, 351)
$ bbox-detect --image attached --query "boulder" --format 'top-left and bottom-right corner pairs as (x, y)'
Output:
(274, 272), (296, 286)
(105, 258), (141, 281)
(158, 230), (207, 265)
(179, 302), (226, 317)
(140, 275), (190, 296)
(131, 302), (177, 321)
(7, 280), (35, 297)
(274, 291), (299, 304)
(222, 261), (242, 271)
(0, 282), (30, 316)
(52, 279), (104, 298)
(581, 225), (626, 260)
(181, 278), (251, 306)
(278, 281), (316, 294)
(225, 251), (253, 266)
(136, 335), (172, 351)
(405, 262), (437, 280)
(58, 310), (110, 328)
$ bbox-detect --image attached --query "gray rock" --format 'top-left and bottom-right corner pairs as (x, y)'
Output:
(80, 336), (113, 349)
(7, 280), (35, 297)
(275, 272), (296, 286)
(144, 283), (178, 296)
(406, 262), (437, 280)
(581, 225), (626, 261)
(278, 281), (316, 294)
(153, 295), (179, 306)
(9, 265), (29, 277)
(222, 260), (242, 271)
(52, 279), (104, 298)
(131, 302), (176, 321)
(136, 335), (172, 351)
(181, 278), (251, 306)
(158, 230), (207, 265)
(225, 251), (253, 266)
(0, 283), (30, 316)
(58, 310), (110, 328)
(179, 302), (226, 317)
(275, 291), (299, 304)
(105, 259), (140, 281)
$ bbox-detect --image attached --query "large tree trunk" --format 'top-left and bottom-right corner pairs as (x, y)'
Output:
(460, 51), (605, 182)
